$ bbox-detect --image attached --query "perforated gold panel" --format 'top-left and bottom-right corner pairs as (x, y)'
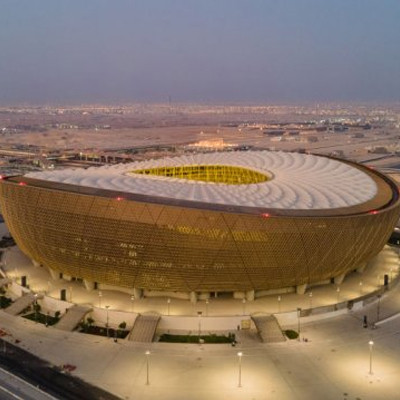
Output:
(0, 172), (399, 293)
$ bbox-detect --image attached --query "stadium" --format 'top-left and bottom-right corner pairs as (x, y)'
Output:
(0, 151), (399, 300)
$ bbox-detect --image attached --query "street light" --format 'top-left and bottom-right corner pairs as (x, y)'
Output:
(105, 305), (110, 338)
(369, 340), (374, 375)
(98, 291), (102, 308)
(242, 298), (246, 316)
(145, 350), (150, 385)
(336, 286), (340, 303)
(359, 281), (363, 295)
(297, 307), (302, 341)
(277, 295), (281, 313)
(34, 294), (38, 323)
(237, 352), (243, 387)
(131, 295), (135, 312)
(167, 298), (171, 316)
(198, 311), (202, 342)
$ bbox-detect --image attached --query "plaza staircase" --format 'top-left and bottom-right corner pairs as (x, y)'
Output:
(55, 305), (93, 331)
(128, 313), (160, 342)
(251, 314), (286, 343)
(4, 293), (43, 316)
(0, 278), (11, 288)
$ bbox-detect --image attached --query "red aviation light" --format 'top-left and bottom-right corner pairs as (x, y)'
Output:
(262, 213), (271, 218)
(116, 196), (124, 201)
(369, 210), (378, 215)
(19, 181), (27, 186)
(0, 175), (4, 180)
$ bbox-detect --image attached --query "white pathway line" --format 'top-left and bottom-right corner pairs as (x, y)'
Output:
(375, 311), (400, 326)
(0, 366), (59, 400)
(0, 383), (24, 400)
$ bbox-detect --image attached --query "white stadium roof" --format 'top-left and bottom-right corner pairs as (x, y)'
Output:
(27, 151), (377, 210)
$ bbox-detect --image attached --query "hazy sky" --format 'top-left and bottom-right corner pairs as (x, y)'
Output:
(1, 0), (399, 104)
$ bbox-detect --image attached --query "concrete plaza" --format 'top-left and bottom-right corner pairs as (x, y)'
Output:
(1, 298), (400, 400)
(1, 221), (400, 399)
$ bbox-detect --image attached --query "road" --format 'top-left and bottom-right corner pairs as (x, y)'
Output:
(0, 366), (58, 400)
(0, 339), (121, 400)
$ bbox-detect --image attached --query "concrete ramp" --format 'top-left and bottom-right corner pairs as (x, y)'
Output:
(0, 278), (11, 287)
(4, 293), (42, 316)
(251, 314), (286, 343)
(55, 305), (92, 331)
(128, 313), (160, 342)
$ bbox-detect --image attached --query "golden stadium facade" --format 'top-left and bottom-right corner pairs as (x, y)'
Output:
(0, 151), (399, 298)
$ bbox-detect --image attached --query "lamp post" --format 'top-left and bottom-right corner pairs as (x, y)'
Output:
(359, 281), (363, 295)
(145, 350), (150, 385)
(205, 298), (209, 317)
(297, 307), (302, 341)
(167, 298), (171, 316)
(98, 291), (102, 308)
(34, 294), (38, 323)
(131, 295), (135, 312)
(277, 295), (281, 313)
(309, 292), (313, 309)
(336, 286), (340, 303)
(197, 311), (202, 342)
(237, 352), (243, 387)
(242, 298), (246, 316)
(369, 340), (374, 375)
(105, 305), (110, 338)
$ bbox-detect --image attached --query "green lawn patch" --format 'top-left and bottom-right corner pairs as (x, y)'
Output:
(23, 312), (60, 326)
(79, 325), (129, 339)
(284, 329), (299, 340)
(0, 296), (12, 309)
(159, 333), (233, 344)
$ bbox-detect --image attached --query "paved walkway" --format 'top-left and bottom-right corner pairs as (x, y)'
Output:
(129, 313), (161, 342)
(0, 278), (11, 288)
(252, 314), (286, 343)
(4, 293), (42, 317)
(55, 305), (92, 332)
(1, 288), (400, 400)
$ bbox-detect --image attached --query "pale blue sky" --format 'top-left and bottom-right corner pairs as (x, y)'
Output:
(0, 0), (399, 104)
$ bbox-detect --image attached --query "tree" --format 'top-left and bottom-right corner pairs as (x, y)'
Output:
(118, 321), (127, 337)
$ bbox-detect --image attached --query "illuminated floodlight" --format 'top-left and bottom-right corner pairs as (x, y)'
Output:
(237, 352), (243, 387)
(145, 350), (151, 385)
(369, 340), (374, 375)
